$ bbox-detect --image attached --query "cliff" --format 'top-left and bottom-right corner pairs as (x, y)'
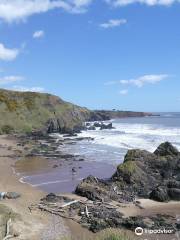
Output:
(0, 89), (90, 134)
(0, 89), (152, 134)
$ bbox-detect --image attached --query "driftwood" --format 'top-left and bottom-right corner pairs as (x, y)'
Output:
(38, 204), (76, 220)
(61, 200), (78, 208)
(85, 206), (90, 218)
(3, 218), (13, 240)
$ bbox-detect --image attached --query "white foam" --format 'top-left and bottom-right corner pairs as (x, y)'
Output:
(31, 178), (83, 187)
(78, 122), (180, 152)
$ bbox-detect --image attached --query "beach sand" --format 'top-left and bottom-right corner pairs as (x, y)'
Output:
(0, 135), (71, 240)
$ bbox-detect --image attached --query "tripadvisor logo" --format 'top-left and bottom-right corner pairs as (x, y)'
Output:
(135, 227), (175, 236)
(135, 227), (143, 236)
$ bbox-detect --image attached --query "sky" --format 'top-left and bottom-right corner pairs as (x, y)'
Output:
(0, 0), (179, 112)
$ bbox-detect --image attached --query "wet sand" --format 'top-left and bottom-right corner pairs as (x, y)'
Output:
(14, 153), (116, 193)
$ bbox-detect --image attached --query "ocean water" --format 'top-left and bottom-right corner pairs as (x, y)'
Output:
(15, 112), (180, 193)
(62, 113), (180, 165)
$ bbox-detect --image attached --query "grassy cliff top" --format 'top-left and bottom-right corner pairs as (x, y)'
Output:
(0, 89), (90, 134)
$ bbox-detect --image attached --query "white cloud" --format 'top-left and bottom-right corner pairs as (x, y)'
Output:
(100, 19), (127, 28)
(105, 0), (177, 6)
(12, 85), (45, 92)
(0, 0), (93, 23)
(33, 30), (45, 38)
(119, 74), (169, 87)
(119, 89), (128, 95)
(0, 43), (19, 61)
(0, 75), (24, 84)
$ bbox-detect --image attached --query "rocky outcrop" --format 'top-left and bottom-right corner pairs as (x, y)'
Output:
(76, 142), (180, 202)
(154, 142), (179, 156)
(149, 187), (169, 202)
(100, 123), (114, 130)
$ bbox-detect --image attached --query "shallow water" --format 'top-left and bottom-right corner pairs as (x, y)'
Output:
(15, 156), (116, 193)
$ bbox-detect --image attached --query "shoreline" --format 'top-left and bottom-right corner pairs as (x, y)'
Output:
(0, 134), (180, 240)
(0, 134), (92, 240)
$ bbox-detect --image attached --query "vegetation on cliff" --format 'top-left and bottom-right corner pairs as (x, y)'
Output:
(0, 89), (152, 134)
(0, 89), (90, 134)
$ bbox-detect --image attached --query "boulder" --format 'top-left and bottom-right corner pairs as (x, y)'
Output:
(149, 187), (169, 202)
(168, 188), (180, 200)
(100, 123), (114, 130)
(5, 192), (21, 199)
(167, 180), (180, 189)
(88, 126), (96, 130)
(75, 176), (107, 201)
(154, 142), (179, 156)
(93, 122), (102, 128)
(75, 142), (180, 203)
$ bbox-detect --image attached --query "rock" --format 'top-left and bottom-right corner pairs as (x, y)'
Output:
(168, 188), (180, 200)
(149, 187), (169, 202)
(41, 193), (60, 203)
(75, 176), (108, 201)
(167, 180), (180, 189)
(93, 122), (102, 128)
(53, 164), (58, 168)
(78, 158), (84, 161)
(100, 123), (114, 130)
(154, 142), (179, 156)
(88, 126), (96, 130)
(5, 192), (21, 199)
(72, 167), (77, 173)
(75, 142), (180, 204)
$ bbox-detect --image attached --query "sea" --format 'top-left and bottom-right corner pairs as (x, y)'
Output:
(62, 112), (180, 165)
(15, 112), (180, 193)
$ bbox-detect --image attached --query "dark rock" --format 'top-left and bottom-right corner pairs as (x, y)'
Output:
(100, 123), (114, 130)
(154, 142), (179, 156)
(72, 167), (77, 173)
(93, 122), (102, 128)
(53, 164), (58, 168)
(167, 180), (180, 189)
(41, 193), (60, 203)
(75, 176), (107, 201)
(78, 158), (85, 161)
(168, 188), (180, 200)
(149, 187), (169, 202)
(88, 126), (96, 130)
(76, 142), (180, 203)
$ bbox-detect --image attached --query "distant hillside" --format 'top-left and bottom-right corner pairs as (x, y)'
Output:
(0, 89), (152, 134)
(89, 110), (152, 121)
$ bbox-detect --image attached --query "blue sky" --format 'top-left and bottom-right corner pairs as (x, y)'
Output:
(0, 0), (179, 112)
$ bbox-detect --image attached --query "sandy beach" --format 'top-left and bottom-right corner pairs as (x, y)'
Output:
(0, 135), (72, 240)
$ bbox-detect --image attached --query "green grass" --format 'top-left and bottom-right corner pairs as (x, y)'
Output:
(117, 161), (136, 175)
(60, 229), (134, 240)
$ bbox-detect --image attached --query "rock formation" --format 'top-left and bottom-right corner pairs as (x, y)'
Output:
(76, 142), (180, 202)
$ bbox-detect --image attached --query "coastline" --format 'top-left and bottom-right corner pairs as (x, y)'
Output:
(1, 134), (180, 240)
